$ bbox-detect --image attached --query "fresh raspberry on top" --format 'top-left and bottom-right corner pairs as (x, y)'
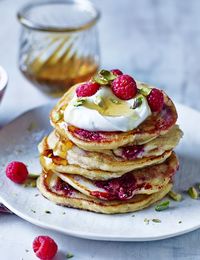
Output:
(147, 88), (164, 112)
(111, 69), (123, 76)
(6, 161), (28, 184)
(33, 236), (58, 260)
(76, 82), (100, 97)
(111, 75), (137, 100)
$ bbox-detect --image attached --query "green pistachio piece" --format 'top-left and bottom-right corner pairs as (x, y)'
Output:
(144, 218), (150, 224)
(187, 186), (198, 199)
(152, 219), (162, 223)
(93, 69), (117, 85)
(73, 98), (85, 107)
(155, 200), (170, 211)
(27, 122), (37, 132)
(30, 181), (37, 188)
(99, 69), (117, 81)
(93, 74), (109, 85)
(28, 173), (40, 179)
(23, 178), (37, 188)
(110, 98), (121, 104)
(130, 96), (143, 109)
(66, 253), (74, 259)
(138, 85), (151, 96)
(52, 111), (62, 122)
(94, 96), (104, 107)
(168, 190), (182, 201)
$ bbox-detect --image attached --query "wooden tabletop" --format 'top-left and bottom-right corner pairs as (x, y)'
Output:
(0, 0), (200, 259)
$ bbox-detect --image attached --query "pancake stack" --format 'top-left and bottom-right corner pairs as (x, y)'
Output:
(37, 71), (183, 214)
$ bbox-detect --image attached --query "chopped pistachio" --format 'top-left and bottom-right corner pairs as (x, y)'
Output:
(187, 186), (198, 199)
(93, 69), (116, 85)
(168, 190), (182, 201)
(110, 98), (121, 104)
(138, 86), (151, 96)
(66, 252), (74, 259)
(93, 74), (108, 85)
(45, 210), (51, 214)
(27, 122), (37, 132)
(73, 98), (85, 107)
(130, 96), (143, 109)
(99, 69), (116, 81)
(94, 96), (104, 107)
(23, 178), (37, 188)
(155, 200), (170, 211)
(52, 111), (62, 122)
(152, 219), (161, 223)
(144, 218), (150, 224)
(28, 173), (40, 179)
(30, 181), (36, 188)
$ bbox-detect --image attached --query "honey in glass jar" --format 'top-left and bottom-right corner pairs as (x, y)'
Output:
(17, 0), (100, 98)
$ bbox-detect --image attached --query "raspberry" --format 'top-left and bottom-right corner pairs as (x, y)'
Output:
(122, 145), (144, 160)
(6, 161), (28, 184)
(147, 88), (164, 112)
(76, 82), (100, 97)
(111, 69), (123, 76)
(33, 236), (58, 260)
(111, 75), (137, 100)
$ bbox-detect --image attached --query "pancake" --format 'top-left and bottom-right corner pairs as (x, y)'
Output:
(46, 124), (182, 160)
(56, 152), (178, 201)
(38, 125), (181, 174)
(50, 82), (178, 151)
(40, 155), (126, 180)
(37, 171), (173, 214)
(39, 135), (173, 176)
(66, 148), (172, 173)
(113, 125), (182, 159)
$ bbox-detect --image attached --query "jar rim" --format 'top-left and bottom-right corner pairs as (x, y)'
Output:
(17, 0), (100, 33)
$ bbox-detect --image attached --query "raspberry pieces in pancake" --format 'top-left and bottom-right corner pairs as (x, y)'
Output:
(56, 152), (178, 201)
(37, 171), (173, 214)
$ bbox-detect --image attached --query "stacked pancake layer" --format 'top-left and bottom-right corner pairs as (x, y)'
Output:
(37, 81), (182, 214)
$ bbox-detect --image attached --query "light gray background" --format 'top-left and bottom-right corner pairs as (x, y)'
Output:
(0, 0), (200, 259)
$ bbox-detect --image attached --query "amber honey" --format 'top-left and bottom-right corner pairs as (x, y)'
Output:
(18, 0), (100, 98)
(20, 57), (98, 98)
(84, 97), (133, 117)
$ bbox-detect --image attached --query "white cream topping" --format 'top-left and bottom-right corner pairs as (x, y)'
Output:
(64, 86), (151, 132)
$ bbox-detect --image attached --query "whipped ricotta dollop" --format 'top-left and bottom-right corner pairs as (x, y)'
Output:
(64, 86), (151, 132)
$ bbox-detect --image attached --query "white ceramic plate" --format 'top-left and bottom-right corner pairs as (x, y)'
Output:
(0, 103), (200, 241)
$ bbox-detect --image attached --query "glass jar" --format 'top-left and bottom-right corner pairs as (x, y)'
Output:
(17, 0), (100, 98)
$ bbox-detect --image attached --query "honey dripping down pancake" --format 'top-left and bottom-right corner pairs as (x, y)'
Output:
(37, 69), (183, 214)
